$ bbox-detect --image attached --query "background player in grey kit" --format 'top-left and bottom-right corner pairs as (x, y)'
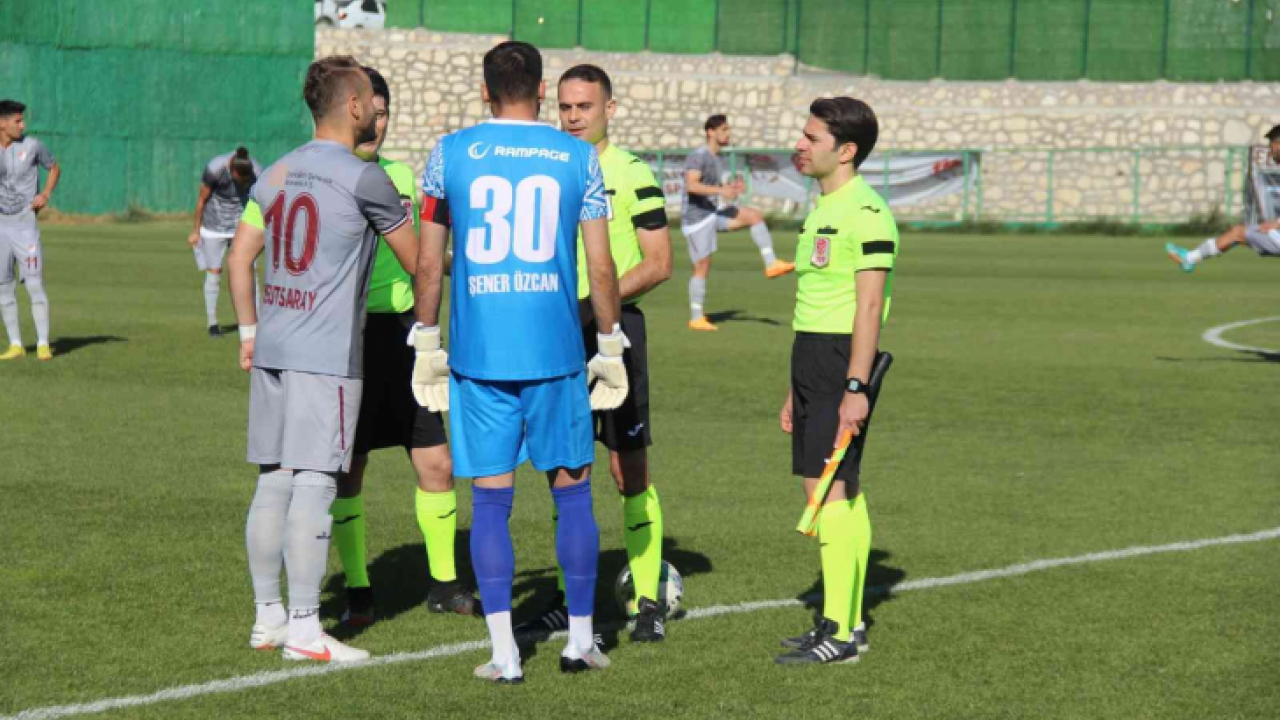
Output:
(0, 99), (61, 361)
(225, 55), (419, 664)
(682, 114), (794, 332)
(187, 147), (261, 337)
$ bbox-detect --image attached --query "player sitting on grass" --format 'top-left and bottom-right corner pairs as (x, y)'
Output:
(777, 97), (897, 666)
(329, 65), (479, 629)
(229, 55), (418, 664)
(683, 114), (794, 332)
(1166, 125), (1280, 272)
(411, 41), (627, 684)
(516, 63), (672, 642)
(186, 147), (261, 338)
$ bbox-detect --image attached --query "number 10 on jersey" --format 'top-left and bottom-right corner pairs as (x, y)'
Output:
(466, 175), (560, 264)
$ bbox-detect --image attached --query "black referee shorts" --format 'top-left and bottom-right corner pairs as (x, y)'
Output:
(790, 332), (879, 497)
(353, 311), (447, 455)
(583, 303), (652, 453)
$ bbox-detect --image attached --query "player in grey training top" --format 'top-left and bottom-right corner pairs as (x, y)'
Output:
(187, 148), (262, 337)
(225, 55), (418, 665)
(0, 99), (61, 361)
(681, 114), (793, 332)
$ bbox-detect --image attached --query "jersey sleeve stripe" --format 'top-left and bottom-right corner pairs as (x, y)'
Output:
(634, 186), (664, 201)
(378, 212), (411, 237)
(861, 241), (896, 255)
(631, 207), (668, 231)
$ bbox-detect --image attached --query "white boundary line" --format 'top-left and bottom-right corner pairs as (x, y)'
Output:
(1201, 316), (1280, 355)
(8, 525), (1280, 720)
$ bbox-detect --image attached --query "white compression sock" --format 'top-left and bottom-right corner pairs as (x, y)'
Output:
(204, 273), (221, 326)
(749, 222), (777, 265)
(284, 471), (337, 645)
(24, 276), (49, 346)
(246, 469), (292, 622)
(567, 614), (595, 656)
(689, 276), (706, 321)
(0, 281), (21, 345)
(484, 611), (520, 672)
(1187, 238), (1221, 264)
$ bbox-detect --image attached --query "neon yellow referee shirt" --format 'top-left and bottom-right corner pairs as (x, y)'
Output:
(793, 175), (899, 333)
(575, 143), (667, 303)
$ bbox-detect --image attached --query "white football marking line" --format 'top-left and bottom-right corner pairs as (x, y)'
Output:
(1201, 316), (1280, 355)
(8, 525), (1280, 720)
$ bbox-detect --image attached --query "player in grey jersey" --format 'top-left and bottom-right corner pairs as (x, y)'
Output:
(187, 147), (261, 337)
(682, 114), (794, 332)
(226, 56), (418, 664)
(0, 100), (61, 361)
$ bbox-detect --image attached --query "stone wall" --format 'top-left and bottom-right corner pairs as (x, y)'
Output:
(318, 27), (1278, 223)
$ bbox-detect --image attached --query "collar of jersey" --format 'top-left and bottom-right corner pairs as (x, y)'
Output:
(484, 118), (550, 127)
(817, 174), (867, 207)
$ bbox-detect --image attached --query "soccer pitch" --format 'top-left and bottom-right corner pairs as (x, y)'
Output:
(3, 223), (1278, 719)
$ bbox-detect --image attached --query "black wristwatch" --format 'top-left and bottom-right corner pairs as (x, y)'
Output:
(846, 378), (868, 395)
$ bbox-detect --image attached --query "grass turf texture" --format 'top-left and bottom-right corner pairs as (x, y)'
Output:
(2, 223), (1278, 718)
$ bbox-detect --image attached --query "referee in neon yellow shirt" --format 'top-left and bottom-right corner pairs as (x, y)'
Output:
(777, 97), (898, 665)
(329, 66), (477, 625)
(517, 64), (674, 642)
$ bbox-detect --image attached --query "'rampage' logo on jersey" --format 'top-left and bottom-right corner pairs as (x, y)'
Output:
(247, 140), (408, 378)
(422, 120), (607, 381)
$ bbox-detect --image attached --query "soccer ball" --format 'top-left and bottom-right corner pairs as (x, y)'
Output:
(614, 561), (683, 618)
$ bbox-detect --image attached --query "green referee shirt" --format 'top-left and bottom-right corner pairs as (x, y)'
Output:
(575, 143), (667, 303)
(793, 174), (899, 333)
(366, 157), (418, 314)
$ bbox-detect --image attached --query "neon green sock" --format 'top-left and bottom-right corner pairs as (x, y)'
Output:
(818, 500), (856, 642)
(331, 495), (369, 589)
(623, 485), (664, 604)
(850, 493), (873, 629)
(415, 488), (457, 583)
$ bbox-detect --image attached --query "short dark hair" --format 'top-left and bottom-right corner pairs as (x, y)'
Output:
(363, 65), (391, 106)
(705, 114), (728, 133)
(230, 147), (256, 181)
(559, 64), (612, 100)
(0, 100), (26, 119)
(303, 55), (367, 121)
(483, 41), (543, 106)
(809, 97), (878, 169)
(1267, 125), (1280, 141)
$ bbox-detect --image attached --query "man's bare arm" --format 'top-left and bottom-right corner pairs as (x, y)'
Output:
(683, 169), (738, 200)
(618, 225), (672, 301)
(414, 221), (448, 327)
(32, 163), (60, 211)
(188, 184), (213, 246)
(381, 221), (418, 275)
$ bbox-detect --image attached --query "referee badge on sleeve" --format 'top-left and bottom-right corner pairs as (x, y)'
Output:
(811, 236), (831, 268)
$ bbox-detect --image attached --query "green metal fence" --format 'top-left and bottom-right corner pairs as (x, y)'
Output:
(387, 0), (1280, 81)
(0, 0), (313, 215)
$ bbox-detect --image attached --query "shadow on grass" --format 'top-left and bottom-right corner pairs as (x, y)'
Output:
(707, 309), (783, 327)
(48, 335), (126, 356)
(510, 537), (713, 661)
(795, 547), (907, 635)
(321, 533), (713, 651)
(1156, 351), (1280, 364)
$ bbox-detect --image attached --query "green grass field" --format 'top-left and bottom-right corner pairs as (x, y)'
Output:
(3, 223), (1278, 719)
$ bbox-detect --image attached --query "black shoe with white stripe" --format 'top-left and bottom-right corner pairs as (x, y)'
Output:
(853, 623), (869, 653)
(775, 618), (859, 665)
(780, 616), (823, 650)
(630, 597), (666, 643)
(515, 594), (569, 635)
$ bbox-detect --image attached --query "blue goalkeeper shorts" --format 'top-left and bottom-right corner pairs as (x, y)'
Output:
(448, 370), (594, 478)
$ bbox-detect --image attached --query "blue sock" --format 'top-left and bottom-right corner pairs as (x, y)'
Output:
(552, 480), (599, 618)
(470, 486), (515, 615)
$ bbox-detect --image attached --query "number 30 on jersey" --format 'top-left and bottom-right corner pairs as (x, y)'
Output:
(466, 175), (560, 264)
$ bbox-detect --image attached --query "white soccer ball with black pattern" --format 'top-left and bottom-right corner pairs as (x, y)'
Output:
(614, 561), (683, 618)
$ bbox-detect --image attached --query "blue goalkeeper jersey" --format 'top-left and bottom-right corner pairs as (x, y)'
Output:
(422, 119), (608, 381)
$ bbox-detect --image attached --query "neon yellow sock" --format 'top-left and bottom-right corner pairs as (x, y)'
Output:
(415, 488), (457, 583)
(622, 485), (664, 604)
(818, 500), (856, 642)
(850, 493), (872, 629)
(331, 495), (369, 589)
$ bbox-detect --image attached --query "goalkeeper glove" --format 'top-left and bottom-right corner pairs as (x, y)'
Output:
(410, 324), (450, 412)
(587, 324), (629, 411)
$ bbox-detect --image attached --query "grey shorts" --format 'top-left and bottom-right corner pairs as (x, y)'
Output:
(247, 368), (363, 473)
(0, 221), (42, 284)
(198, 227), (233, 270)
(1244, 226), (1280, 256)
(682, 210), (737, 263)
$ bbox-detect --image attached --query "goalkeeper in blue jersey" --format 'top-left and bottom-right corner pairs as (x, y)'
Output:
(411, 41), (626, 684)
